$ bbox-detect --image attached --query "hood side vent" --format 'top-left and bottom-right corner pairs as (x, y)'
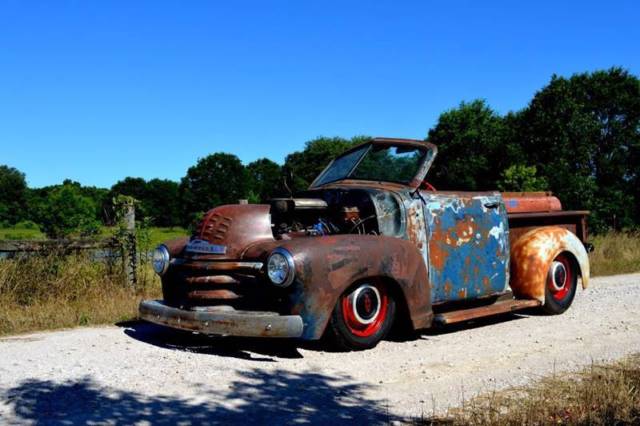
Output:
(194, 212), (233, 242)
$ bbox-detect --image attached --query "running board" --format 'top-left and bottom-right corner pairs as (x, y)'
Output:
(434, 299), (541, 325)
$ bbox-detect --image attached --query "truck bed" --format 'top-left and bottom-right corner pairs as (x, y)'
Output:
(502, 192), (589, 244)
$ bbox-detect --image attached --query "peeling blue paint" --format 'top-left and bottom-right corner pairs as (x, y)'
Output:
(423, 193), (510, 304)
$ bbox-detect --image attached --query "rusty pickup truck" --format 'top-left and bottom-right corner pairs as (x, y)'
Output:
(140, 137), (591, 350)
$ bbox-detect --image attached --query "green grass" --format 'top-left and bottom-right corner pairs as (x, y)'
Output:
(97, 226), (188, 247)
(0, 225), (188, 247)
(147, 226), (189, 247)
(0, 221), (46, 240)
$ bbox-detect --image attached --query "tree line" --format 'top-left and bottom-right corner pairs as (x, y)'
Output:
(0, 68), (638, 237)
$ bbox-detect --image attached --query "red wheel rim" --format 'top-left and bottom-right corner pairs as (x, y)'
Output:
(341, 283), (389, 338)
(547, 254), (574, 302)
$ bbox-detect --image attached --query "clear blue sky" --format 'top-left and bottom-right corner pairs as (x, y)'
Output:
(1, 1), (638, 188)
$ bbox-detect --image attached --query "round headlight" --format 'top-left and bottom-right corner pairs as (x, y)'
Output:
(152, 245), (170, 275)
(267, 248), (295, 287)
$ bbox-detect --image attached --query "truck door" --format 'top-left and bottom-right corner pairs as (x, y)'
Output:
(422, 193), (509, 304)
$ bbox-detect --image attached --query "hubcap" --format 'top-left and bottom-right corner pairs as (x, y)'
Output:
(341, 283), (389, 338)
(351, 285), (381, 324)
(549, 261), (567, 292)
(547, 254), (574, 303)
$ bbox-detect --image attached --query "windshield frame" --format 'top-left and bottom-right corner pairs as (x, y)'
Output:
(309, 140), (437, 189)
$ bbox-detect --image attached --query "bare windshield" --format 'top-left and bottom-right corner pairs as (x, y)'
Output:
(313, 144), (427, 187)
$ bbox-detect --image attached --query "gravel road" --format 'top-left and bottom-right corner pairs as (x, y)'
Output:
(1, 273), (639, 425)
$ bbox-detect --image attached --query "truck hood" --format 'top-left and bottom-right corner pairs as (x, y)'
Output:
(188, 204), (275, 260)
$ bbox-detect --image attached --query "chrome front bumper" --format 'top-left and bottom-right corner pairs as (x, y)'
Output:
(139, 300), (304, 338)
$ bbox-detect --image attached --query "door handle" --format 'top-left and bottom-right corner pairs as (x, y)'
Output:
(484, 201), (499, 209)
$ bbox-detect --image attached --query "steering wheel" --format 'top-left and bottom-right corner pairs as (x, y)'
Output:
(420, 180), (437, 191)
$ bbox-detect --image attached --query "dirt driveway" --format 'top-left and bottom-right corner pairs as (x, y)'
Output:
(1, 273), (639, 425)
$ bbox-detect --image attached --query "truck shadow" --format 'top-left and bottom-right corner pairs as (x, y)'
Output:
(421, 311), (529, 337)
(2, 369), (400, 425)
(119, 320), (307, 361)
(121, 312), (527, 360)
(383, 311), (529, 343)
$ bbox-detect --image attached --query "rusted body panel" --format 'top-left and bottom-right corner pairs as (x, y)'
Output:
(404, 197), (428, 259)
(421, 192), (509, 303)
(141, 137), (591, 341)
(510, 226), (590, 302)
(163, 236), (189, 257)
(243, 235), (431, 340)
(507, 211), (589, 246)
(502, 192), (562, 214)
(191, 204), (273, 260)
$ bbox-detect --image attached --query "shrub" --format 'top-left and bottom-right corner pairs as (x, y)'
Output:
(39, 184), (100, 238)
(497, 164), (548, 192)
(13, 220), (40, 230)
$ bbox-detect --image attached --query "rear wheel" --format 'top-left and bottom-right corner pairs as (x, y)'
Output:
(326, 281), (396, 351)
(542, 253), (577, 314)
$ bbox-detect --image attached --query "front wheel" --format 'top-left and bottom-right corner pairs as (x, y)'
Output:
(325, 281), (396, 351)
(542, 253), (578, 314)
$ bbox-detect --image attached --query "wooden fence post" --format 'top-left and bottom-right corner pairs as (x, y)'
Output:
(123, 202), (137, 288)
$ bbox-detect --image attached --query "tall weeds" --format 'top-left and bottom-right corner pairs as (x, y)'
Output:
(590, 231), (640, 276)
(0, 251), (160, 336)
(417, 354), (640, 425)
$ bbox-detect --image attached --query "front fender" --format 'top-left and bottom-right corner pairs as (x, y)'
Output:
(510, 226), (590, 303)
(268, 235), (431, 340)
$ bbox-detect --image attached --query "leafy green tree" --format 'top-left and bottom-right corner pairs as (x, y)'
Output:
(247, 158), (283, 203)
(39, 184), (101, 238)
(145, 179), (180, 226)
(179, 153), (248, 224)
(110, 177), (147, 200)
(108, 177), (180, 226)
(55, 180), (109, 224)
(0, 165), (28, 225)
(516, 68), (640, 231)
(25, 187), (49, 225)
(497, 165), (548, 192)
(426, 100), (518, 190)
(283, 136), (367, 191)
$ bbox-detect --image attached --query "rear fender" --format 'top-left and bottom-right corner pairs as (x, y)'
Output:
(510, 226), (590, 303)
(275, 235), (431, 340)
